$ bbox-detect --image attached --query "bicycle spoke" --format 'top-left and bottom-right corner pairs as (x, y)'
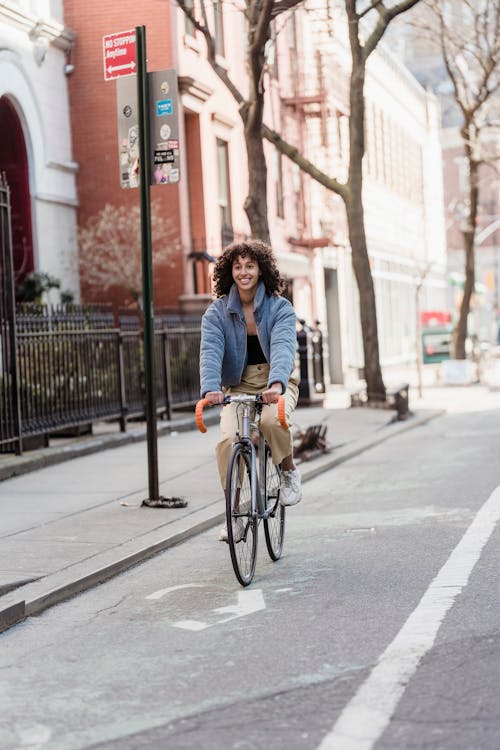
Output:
(226, 448), (257, 586)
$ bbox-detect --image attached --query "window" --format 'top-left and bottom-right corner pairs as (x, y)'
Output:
(276, 152), (284, 218)
(216, 138), (233, 245)
(184, 0), (195, 37)
(214, 1), (225, 57)
(270, 22), (279, 79)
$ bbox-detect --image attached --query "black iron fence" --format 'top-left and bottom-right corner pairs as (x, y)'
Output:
(0, 175), (21, 452)
(1, 304), (328, 453)
(1, 303), (202, 454)
(297, 319), (326, 404)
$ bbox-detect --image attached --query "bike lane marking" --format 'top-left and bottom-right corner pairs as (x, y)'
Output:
(17, 724), (52, 749)
(317, 484), (500, 750)
(174, 589), (266, 630)
(146, 584), (266, 630)
(145, 583), (204, 600)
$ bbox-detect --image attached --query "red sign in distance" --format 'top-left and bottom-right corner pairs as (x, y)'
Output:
(103, 29), (137, 81)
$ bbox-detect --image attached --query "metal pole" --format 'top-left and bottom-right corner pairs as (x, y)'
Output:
(135, 28), (186, 510)
(136, 25), (159, 504)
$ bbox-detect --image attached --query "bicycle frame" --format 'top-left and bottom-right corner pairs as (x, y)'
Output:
(228, 395), (271, 521)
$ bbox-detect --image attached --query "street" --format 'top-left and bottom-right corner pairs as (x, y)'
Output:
(1, 404), (500, 750)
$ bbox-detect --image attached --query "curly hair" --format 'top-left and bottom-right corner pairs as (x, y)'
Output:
(212, 240), (284, 297)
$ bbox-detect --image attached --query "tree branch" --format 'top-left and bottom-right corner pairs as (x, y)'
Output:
(262, 124), (349, 200)
(358, 1), (384, 21)
(270, 0), (304, 18)
(364, 0), (422, 58)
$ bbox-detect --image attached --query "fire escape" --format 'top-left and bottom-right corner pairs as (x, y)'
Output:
(280, 0), (348, 250)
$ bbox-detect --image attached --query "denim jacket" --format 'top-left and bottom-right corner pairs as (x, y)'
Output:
(200, 281), (297, 397)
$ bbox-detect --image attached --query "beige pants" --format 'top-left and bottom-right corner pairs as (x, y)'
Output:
(216, 363), (300, 490)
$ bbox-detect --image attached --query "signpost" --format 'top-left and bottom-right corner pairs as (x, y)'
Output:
(149, 70), (180, 185)
(116, 76), (139, 189)
(103, 29), (137, 81)
(104, 26), (186, 509)
(116, 69), (180, 189)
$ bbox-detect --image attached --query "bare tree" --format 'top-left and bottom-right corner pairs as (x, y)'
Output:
(176, 0), (421, 400)
(78, 201), (178, 306)
(177, 0), (304, 243)
(414, 0), (500, 358)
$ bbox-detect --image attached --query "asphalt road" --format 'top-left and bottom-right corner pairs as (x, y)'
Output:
(1, 406), (500, 750)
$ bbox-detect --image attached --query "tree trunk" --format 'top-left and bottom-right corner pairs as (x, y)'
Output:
(244, 110), (270, 243)
(346, 40), (386, 401)
(454, 136), (479, 359)
(242, 2), (272, 244)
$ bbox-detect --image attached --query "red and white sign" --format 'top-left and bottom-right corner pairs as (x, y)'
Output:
(103, 29), (136, 81)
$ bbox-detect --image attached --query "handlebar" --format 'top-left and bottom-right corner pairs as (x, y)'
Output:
(195, 394), (289, 434)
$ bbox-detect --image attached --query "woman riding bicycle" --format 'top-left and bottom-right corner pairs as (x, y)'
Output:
(200, 239), (302, 541)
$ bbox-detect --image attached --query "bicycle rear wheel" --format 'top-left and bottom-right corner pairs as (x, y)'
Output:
(226, 445), (258, 586)
(263, 443), (285, 561)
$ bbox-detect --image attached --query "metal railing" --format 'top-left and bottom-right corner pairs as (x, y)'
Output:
(0, 175), (21, 453)
(1, 299), (327, 454)
(1, 304), (202, 454)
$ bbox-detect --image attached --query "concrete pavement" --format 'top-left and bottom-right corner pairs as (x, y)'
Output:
(2, 362), (499, 634)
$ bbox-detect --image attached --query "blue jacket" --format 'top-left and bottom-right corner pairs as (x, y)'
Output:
(200, 281), (297, 397)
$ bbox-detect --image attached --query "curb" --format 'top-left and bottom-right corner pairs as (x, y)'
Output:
(0, 408), (444, 634)
(0, 411), (220, 482)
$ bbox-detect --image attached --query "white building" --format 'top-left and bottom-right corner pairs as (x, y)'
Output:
(281, 1), (448, 384)
(0, 0), (78, 299)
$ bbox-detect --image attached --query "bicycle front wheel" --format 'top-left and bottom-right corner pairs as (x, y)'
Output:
(226, 445), (258, 586)
(263, 443), (285, 561)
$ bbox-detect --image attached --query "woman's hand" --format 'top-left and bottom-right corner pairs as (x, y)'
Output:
(205, 391), (225, 405)
(261, 383), (283, 404)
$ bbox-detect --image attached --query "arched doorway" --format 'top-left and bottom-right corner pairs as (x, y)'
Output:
(0, 96), (34, 282)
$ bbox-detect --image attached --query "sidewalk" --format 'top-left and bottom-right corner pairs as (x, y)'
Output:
(4, 364), (498, 634)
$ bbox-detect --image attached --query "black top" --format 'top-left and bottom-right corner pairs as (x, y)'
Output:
(246, 334), (267, 365)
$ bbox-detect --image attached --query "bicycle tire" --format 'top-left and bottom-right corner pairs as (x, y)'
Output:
(263, 443), (285, 561)
(226, 445), (258, 586)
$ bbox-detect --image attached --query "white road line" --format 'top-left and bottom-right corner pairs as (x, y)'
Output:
(18, 725), (52, 748)
(213, 588), (265, 623)
(173, 619), (208, 631)
(145, 583), (204, 600)
(172, 589), (266, 631)
(318, 484), (500, 750)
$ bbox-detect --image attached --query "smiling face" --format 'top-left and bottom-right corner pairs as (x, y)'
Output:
(232, 254), (261, 298)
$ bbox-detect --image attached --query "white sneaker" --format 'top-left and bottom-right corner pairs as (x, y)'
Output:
(219, 524), (228, 542)
(219, 518), (246, 543)
(280, 468), (302, 506)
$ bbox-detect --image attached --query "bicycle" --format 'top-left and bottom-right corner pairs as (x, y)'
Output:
(195, 393), (289, 586)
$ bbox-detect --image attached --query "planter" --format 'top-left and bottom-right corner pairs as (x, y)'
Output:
(439, 359), (476, 385)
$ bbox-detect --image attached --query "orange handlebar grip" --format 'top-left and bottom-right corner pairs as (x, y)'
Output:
(277, 395), (289, 430)
(195, 398), (209, 433)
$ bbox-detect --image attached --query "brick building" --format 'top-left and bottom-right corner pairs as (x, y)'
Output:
(63, 1), (317, 320)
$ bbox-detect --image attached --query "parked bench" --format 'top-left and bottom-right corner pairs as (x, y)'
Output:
(293, 423), (329, 460)
(350, 382), (411, 421)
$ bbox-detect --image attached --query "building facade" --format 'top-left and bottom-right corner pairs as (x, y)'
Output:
(274, 1), (448, 384)
(2, 0), (451, 387)
(392, 6), (500, 345)
(0, 0), (78, 297)
(63, 0), (316, 321)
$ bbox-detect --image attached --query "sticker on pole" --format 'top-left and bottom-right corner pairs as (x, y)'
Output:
(103, 29), (136, 81)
